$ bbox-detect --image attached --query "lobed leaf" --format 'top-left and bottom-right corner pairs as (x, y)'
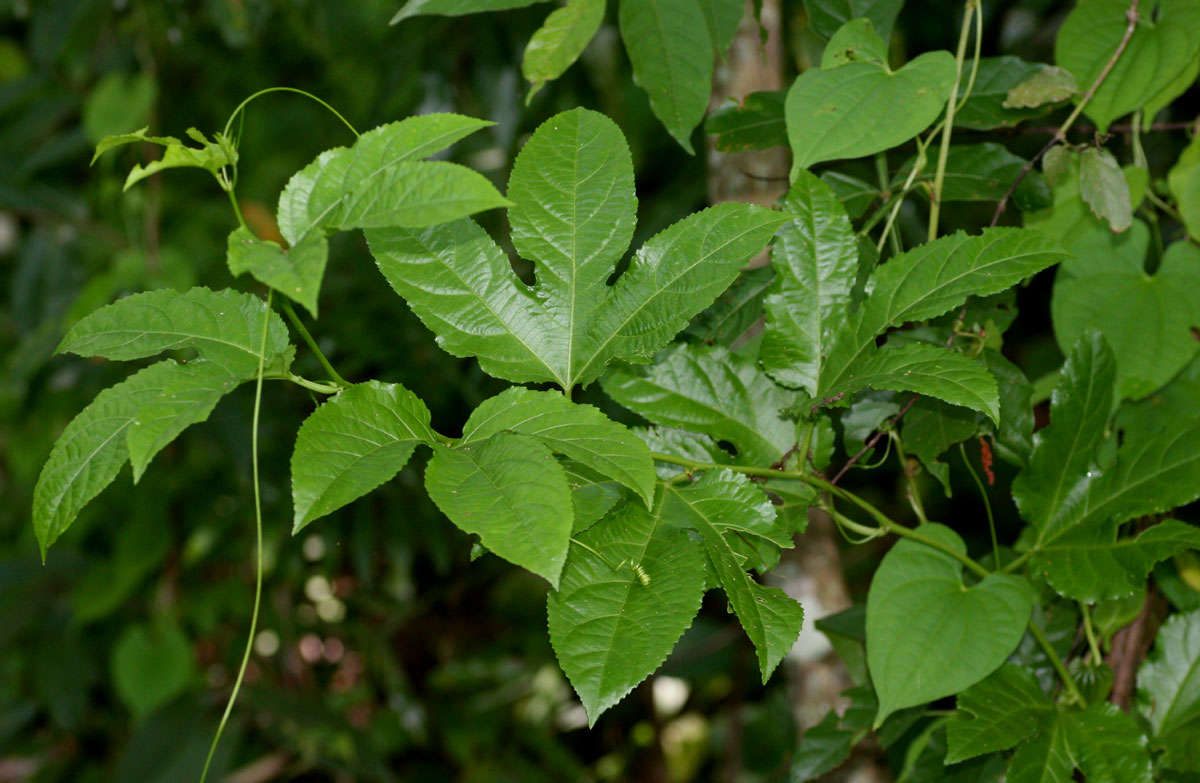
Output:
(226, 227), (328, 317)
(945, 663), (1053, 764)
(1138, 608), (1200, 740)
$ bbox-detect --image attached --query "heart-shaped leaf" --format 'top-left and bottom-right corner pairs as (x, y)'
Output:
(866, 523), (1034, 725)
(1055, 0), (1200, 131)
(786, 36), (955, 175)
(1053, 224), (1200, 399)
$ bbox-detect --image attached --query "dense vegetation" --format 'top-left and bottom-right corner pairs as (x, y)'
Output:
(3, 0), (1200, 781)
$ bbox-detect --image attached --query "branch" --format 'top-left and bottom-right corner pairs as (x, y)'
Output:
(989, 0), (1141, 227)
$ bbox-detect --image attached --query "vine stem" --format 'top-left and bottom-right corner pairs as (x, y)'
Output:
(928, 0), (978, 241)
(222, 86), (360, 140)
(279, 299), (350, 388)
(1030, 620), (1086, 706)
(648, 451), (990, 578)
(199, 291), (272, 782)
(989, 0), (1141, 227)
(1082, 603), (1102, 664)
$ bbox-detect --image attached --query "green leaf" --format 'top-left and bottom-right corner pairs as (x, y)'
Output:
(506, 106), (637, 368)
(865, 523), (1034, 726)
(277, 114), (504, 249)
(790, 687), (877, 780)
(985, 350), (1035, 466)
(618, 0), (712, 153)
(786, 47), (956, 175)
(111, 620), (195, 719)
(602, 343), (796, 465)
(1003, 66), (1077, 109)
(291, 381), (437, 531)
(522, 0), (605, 99)
(662, 477), (804, 681)
(1008, 702), (1152, 783)
(760, 170), (859, 395)
(125, 361), (244, 483)
(956, 57), (1060, 129)
(665, 468), (790, 573)
(822, 18), (889, 68)
(821, 171), (879, 218)
(92, 127), (235, 191)
(1031, 519), (1200, 602)
(894, 144), (1052, 211)
(580, 203), (790, 380)
(368, 109), (786, 388)
(685, 265), (775, 345)
(945, 663), (1053, 764)
(705, 91), (788, 152)
(425, 432), (573, 586)
(818, 227), (1069, 413)
(1055, 0), (1200, 131)
(547, 496), (707, 723)
(803, 0), (905, 41)
(83, 72), (156, 145)
(823, 343), (1001, 421)
(226, 227), (328, 317)
(391, 0), (548, 23)
(1078, 147), (1133, 232)
(1168, 132), (1200, 242)
(58, 287), (291, 377)
(1053, 226), (1200, 399)
(563, 462), (624, 533)
(460, 387), (656, 506)
(34, 360), (245, 555)
(902, 398), (980, 494)
(1012, 332), (1116, 536)
(1139, 608), (1200, 739)
(698, 0), (746, 54)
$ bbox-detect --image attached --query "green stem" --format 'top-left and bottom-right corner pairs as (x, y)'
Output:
(273, 372), (341, 395)
(1029, 620), (1086, 706)
(1082, 603), (1102, 665)
(877, 143), (926, 253)
(648, 452), (990, 578)
(279, 299), (350, 388)
(200, 291), (272, 782)
(225, 187), (248, 231)
(959, 442), (999, 565)
(1001, 549), (1033, 574)
(892, 431), (929, 525)
(927, 0), (976, 242)
(857, 191), (903, 237)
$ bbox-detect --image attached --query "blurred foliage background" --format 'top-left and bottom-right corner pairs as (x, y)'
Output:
(0, 1), (1196, 781)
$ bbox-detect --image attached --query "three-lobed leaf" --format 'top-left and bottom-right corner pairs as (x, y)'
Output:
(369, 109), (787, 389)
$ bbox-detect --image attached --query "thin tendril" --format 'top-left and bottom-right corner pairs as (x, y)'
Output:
(199, 290), (272, 782)
(222, 86), (360, 140)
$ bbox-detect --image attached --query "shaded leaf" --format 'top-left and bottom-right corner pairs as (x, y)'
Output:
(226, 227), (328, 317)
(705, 91), (787, 152)
(111, 621), (195, 719)
(822, 18), (889, 68)
(698, 0), (746, 54)
(1139, 608), (1200, 740)
(945, 663), (1053, 763)
(392, 0), (548, 23)
(618, 0), (712, 153)
(685, 266), (774, 345)
(1003, 66), (1077, 108)
(957, 57), (1059, 129)
(803, 0), (905, 41)
(522, 0), (605, 99)
(662, 477), (804, 681)
(1168, 132), (1200, 242)
(902, 398), (980, 494)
